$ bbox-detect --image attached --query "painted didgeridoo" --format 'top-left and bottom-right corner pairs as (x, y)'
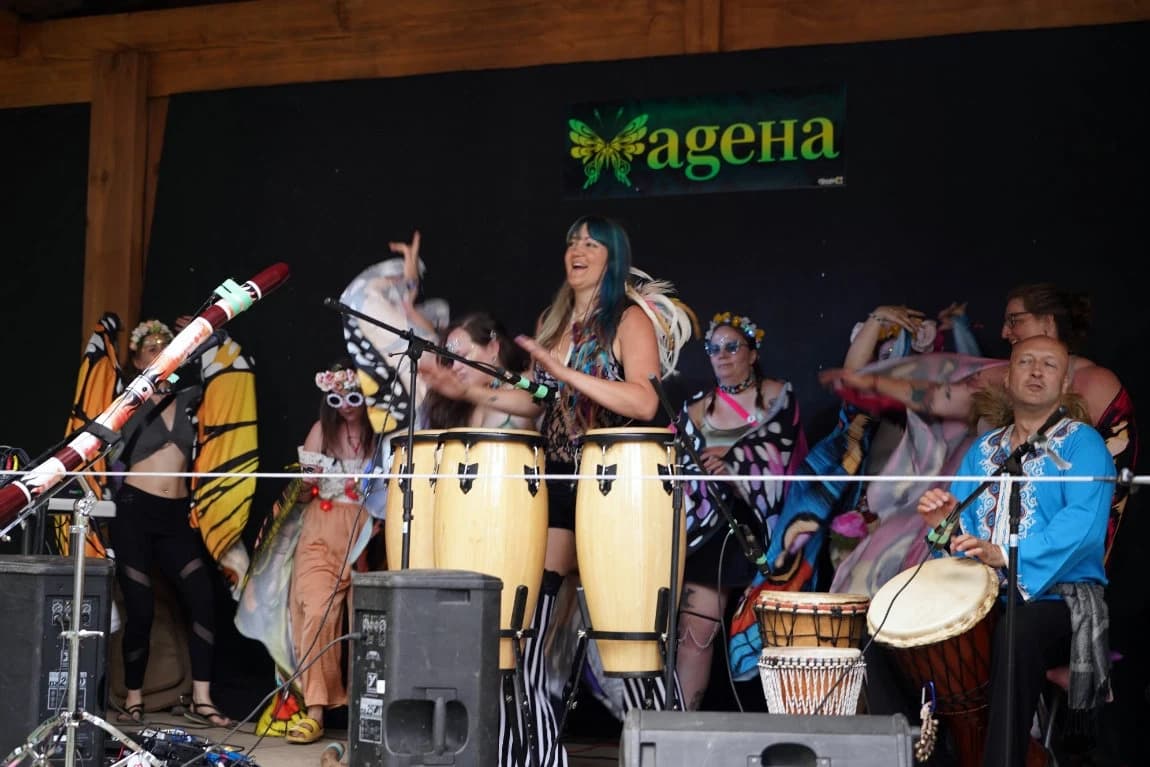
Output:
(0, 263), (290, 526)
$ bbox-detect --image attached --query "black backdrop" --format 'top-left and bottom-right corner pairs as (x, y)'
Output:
(2, 20), (1147, 740)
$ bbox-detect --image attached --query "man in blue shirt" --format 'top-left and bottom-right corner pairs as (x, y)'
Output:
(918, 335), (1114, 766)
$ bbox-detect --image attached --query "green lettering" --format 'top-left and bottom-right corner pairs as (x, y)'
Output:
(758, 119), (797, 162)
(646, 128), (683, 169)
(685, 125), (720, 181)
(719, 123), (755, 165)
(801, 117), (839, 159)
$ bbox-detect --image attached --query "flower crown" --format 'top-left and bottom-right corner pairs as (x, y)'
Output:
(128, 319), (174, 352)
(705, 312), (765, 349)
(315, 368), (361, 394)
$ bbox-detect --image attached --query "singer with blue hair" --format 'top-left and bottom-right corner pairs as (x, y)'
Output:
(420, 215), (692, 766)
(916, 335), (1114, 766)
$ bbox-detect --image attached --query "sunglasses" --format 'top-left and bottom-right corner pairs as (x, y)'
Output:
(704, 340), (747, 356)
(326, 391), (365, 408)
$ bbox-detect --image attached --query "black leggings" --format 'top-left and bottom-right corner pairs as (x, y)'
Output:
(110, 485), (217, 689)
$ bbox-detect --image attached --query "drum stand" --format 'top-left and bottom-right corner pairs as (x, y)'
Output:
(548, 438), (684, 764)
(503, 585), (540, 767)
(2, 491), (162, 767)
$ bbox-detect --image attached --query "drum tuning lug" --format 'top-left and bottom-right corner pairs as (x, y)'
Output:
(595, 464), (617, 496)
(657, 463), (674, 494)
(456, 462), (477, 494)
(524, 465), (540, 496)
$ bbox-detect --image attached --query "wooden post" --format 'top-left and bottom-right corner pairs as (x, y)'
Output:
(82, 50), (150, 352)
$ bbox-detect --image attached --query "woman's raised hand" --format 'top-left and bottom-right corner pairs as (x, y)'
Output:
(389, 230), (422, 283)
(870, 305), (925, 334)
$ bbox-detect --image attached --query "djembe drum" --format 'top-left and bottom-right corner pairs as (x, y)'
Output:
(753, 590), (871, 715)
(754, 591), (871, 649)
(575, 427), (683, 676)
(434, 428), (548, 670)
(868, 556), (1000, 767)
(757, 647), (867, 715)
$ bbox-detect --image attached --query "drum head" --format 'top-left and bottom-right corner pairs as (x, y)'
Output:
(392, 429), (443, 448)
(867, 557), (1000, 648)
(756, 591), (870, 611)
(581, 427), (674, 445)
(759, 647), (863, 663)
(437, 427), (543, 445)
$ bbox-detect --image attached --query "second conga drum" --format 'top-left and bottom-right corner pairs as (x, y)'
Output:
(575, 427), (684, 676)
(384, 430), (442, 570)
(434, 428), (548, 670)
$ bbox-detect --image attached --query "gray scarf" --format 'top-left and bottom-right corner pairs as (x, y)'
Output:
(1053, 582), (1111, 710)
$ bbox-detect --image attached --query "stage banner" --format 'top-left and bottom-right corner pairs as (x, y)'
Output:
(563, 84), (845, 198)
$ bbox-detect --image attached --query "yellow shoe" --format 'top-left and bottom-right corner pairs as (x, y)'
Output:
(285, 715), (325, 745)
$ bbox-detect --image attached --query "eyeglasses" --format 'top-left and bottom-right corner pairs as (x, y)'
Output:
(1004, 311), (1033, 328)
(704, 340), (747, 356)
(326, 391), (364, 408)
(438, 342), (473, 367)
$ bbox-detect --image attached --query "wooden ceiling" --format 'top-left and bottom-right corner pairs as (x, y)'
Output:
(6, 1), (245, 22)
(2, 1), (1148, 110)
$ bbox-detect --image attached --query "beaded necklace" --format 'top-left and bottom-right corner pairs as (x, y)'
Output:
(717, 375), (755, 395)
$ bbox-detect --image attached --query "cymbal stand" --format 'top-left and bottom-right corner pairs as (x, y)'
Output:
(3, 492), (161, 767)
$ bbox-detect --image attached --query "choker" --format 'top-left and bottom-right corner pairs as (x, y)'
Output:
(717, 376), (755, 395)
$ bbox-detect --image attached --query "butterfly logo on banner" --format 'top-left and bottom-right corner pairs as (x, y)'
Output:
(569, 109), (649, 189)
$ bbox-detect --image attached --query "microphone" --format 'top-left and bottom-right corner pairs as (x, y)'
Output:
(506, 371), (557, 402)
(1026, 404), (1068, 451)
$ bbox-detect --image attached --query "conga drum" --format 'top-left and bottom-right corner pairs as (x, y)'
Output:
(575, 427), (684, 676)
(867, 556), (1000, 767)
(434, 428), (548, 670)
(754, 591), (870, 649)
(384, 430), (441, 570)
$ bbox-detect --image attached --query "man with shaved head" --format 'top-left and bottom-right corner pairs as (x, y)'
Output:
(917, 335), (1115, 765)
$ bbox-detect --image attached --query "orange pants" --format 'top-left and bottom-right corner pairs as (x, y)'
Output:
(289, 498), (361, 709)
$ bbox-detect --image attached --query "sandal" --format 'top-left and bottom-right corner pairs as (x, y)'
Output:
(116, 703), (145, 724)
(285, 715), (325, 745)
(185, 701), (237, 728)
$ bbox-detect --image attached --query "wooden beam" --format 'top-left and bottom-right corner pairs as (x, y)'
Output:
(0, 10), (18, 59)
(82, 50), (150, 349)
(685, 0), (723, 53)
(2, 0), (1148, 108)
(720, 0), (1150, 51)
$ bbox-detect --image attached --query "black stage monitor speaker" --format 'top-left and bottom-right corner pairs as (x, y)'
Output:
(620, 710), (917, 766)
(0, 554), (114, 766)
(349, 569), (501, 767)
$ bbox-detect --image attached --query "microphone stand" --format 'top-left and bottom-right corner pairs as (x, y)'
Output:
(325, 298), (437, 571)
(648, 375), (771, 578)
(1000, 453), (1025, 767)
(646, 374), (775, 711)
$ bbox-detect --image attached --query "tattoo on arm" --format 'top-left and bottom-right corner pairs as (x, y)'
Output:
(908, 382), (940, 416)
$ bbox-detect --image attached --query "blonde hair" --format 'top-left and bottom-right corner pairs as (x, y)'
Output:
(971, 386), (1090, 429)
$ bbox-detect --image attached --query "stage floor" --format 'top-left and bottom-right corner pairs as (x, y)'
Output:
(111, 710), (619, 766)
